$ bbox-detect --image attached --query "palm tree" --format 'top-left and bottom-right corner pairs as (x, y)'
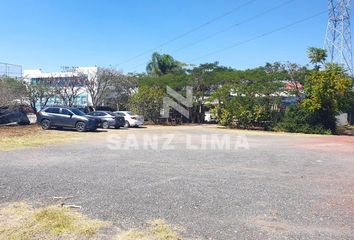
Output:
(146, 52), (185, 76)
(307, 47), (327, 70)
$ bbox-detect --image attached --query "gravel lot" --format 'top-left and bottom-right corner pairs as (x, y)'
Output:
(0, 125), (353, 239)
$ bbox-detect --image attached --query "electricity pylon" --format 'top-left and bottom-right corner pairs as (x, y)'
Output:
(324, 0), (353, 76)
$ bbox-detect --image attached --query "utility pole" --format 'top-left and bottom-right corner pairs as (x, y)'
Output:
(324, 0), (353, 76)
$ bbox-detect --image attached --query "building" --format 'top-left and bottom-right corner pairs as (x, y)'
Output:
(23, 67), (97, 110)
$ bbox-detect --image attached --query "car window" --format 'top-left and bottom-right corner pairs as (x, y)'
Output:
(70, 108), (85, 116)
(116, 112), (125, 116)
(90, 112), (101, 116)
(45, 108), (60, 114)
(61, 108), (72, 115)
(44, 108), (53, 113)
(103, 112), (112, 116)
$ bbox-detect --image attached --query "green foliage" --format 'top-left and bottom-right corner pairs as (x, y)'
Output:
(275, 105), (331, 134)
(307, 47), (327, 70)
(128, 86), (165, 123)
(277, 63), (352, 135)
(138, 60), (301, 127)
(136, 50), (353, 134)
(0, 77), (27, 106)
(138, 73), (188, 91)
(302, 64), (353, 132)
(146, 52), (186, 76)
(212, 79), (283, 129)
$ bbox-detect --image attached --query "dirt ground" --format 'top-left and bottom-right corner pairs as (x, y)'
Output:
(0, 124), (42, 137)
(0, 124), (99, 151)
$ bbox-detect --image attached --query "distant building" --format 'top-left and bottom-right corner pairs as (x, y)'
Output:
(23, 67), (97, 109)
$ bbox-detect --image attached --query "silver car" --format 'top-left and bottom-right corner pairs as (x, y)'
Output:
(114, 111), (144, 127)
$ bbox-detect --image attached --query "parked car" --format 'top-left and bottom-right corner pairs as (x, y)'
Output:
(95, 106), (114, 112)
(37, 107), (100, 132)
(114, 111), (144, 127)
(73, 106), (94, 114)
(86, 111), (125, 129)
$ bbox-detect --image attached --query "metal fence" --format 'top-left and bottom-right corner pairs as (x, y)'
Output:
(0, 62), (22, 78)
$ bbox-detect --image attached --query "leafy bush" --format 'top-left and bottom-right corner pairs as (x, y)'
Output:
(212, 81), (282, 129)
(217, 108), (233, 126)
(128, 86), (165, 123)
(275, 105), (331, 134)
(302, 64), (353, 132)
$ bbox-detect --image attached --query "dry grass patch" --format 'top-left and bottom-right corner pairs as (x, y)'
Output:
(0, 202), (108, 240)
(0, 125), (87, 151)
(116, 219), (182, 240)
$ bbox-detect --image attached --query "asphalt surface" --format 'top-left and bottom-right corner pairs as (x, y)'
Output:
(0, 125), (354, 239)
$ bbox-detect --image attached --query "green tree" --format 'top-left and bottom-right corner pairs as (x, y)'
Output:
(0, 77), (27, 106)
(212, 78), (283, 129)
(188, 62), (223, 123)
(138, 73), (188, 91)
(128, 86), (165, 123)
(302, 63), (353, 132)
(146, 52), (185, 76)
(307, 47), (327, 70)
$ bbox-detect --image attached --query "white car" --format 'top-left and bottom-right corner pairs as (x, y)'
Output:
(114, 111), (144, 127)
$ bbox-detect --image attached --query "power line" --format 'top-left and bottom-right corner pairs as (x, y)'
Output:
(189, 10), (327, 63)
(114, 0), (257, 68)
(126, 0), (296, 72)
(128, 10), (327, 72)
(173, 0), (295, 54)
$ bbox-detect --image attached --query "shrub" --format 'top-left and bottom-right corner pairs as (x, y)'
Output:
(275, 105), (332, 134)
(302, 64), (353, 132)
(128, 86), (165, 123)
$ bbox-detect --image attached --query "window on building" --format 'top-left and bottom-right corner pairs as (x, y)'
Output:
(81, 96), (87, 105)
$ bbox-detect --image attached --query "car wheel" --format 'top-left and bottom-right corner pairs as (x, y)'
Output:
(102, 121), (109, 129)
(124, 120), (130, 128)
(41, 119), (51, 130)
(76, 121), (86, 132)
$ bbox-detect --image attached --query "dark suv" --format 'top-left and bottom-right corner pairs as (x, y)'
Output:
(38, 107), (100, 132)
(86, 111), (125, 129)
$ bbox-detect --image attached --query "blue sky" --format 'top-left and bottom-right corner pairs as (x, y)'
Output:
(0, 0), (330, 73)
